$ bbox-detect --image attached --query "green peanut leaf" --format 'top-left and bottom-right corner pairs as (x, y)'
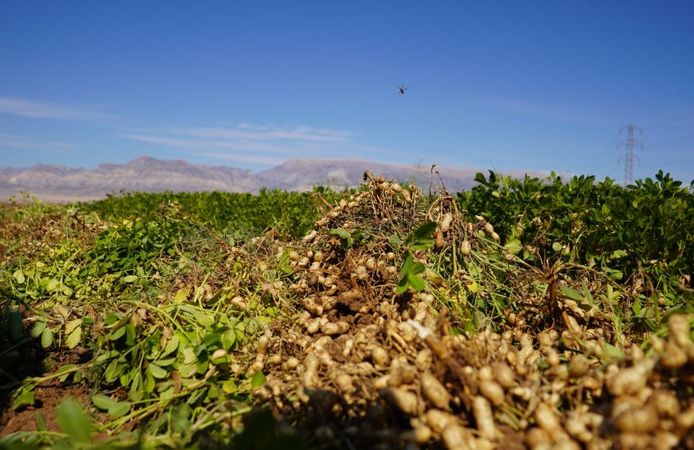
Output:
(250, 371), (266, 390)
(41, 328), (54, 349)
(148, 363), (168, 379)
(65, 327), (82, 349)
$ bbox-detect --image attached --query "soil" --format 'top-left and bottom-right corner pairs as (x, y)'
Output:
(0, 341), (93, 438)
(0, 382), (90, 435)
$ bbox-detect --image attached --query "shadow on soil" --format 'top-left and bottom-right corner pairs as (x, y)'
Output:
(0, 307), (45, 415)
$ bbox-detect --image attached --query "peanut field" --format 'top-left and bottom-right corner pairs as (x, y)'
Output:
(0, 171), (692, 450)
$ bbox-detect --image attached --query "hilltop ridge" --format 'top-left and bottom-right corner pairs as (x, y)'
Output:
(0, 156), (538, 202)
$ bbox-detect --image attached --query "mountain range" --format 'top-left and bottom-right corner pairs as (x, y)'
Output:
(0, 156), (535, 203)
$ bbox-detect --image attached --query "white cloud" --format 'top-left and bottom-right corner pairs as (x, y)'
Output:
(179, 124), (353, 143)
(0, 132), (74, 151)
(120, 123), (388, 167)
(0, 96), (115, 121)
(196, 152), (285, 166)
(119, 134), (198, 149)
(121, 132), (334, 154)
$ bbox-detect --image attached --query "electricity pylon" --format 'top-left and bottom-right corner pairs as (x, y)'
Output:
(618, 124), (643, 185)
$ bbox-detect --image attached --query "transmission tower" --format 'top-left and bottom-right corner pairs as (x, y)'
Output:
(617, 124), (643, 185)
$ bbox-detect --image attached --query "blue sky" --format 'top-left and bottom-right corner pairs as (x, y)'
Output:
(1, 0), (693, 182)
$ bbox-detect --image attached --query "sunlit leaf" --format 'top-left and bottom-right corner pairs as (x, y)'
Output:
(12, 269), (25, 284)
(503, 238), (522, 255)
(12, 387), (35, 409)
(192, 310), (214, 328)
(107, 401), (131, 418)
(610, 249), (628, 259)
(250, 371), (266, 390)
(409, 261), (425, 275)
(174, 288), (189, 303)
(148, 363), (168, 379)
(182, 347), (197, 365)
(144, 372), (156, 393)
(91, 394), (117, 411)
(155, 357), (176, 367)
(30, 322), (46, 338)
(222, 379), (237, 394)
(408, 274), (426, 292)
(560, 286), (584, 303)
(178, 363), (197, 378)
(55, 364), (77, 383)
(125, 320), (136, 346)
(105, 359), (122, 383)
(108, 325), (126, 341)
(400, 254), (415, 275)
(159, 386), (175, 401)
(65, 327), (82, 349)
(162, 334), (180, 356)
(65, 318), (82, 335)
(41, 328), (54, 348)
(329, 228), (354, 248)
(46, 278), (60, 292)
(222, 328), (236, 350)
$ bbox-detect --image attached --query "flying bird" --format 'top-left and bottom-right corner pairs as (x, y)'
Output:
(397, 85), (409, 95)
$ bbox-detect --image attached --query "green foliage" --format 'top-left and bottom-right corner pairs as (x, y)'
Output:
(395, 222), (437, 294)
(250, 370), (267, 390)
(397, 254), (427, 294)
(406, 221), (437, 251)
(77, 189), (344, 240)
(0, 191), (300, 449)
(329, 228), (355, 249)
(85, 203), (192, 277)
(459, 170), (694, 281)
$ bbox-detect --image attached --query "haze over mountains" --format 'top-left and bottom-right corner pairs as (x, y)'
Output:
(0, 156), (532, 203)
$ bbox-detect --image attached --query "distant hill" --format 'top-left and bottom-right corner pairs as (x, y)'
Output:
(256, 159), (481, 193)
(0, 156), (536, 203)
(0, 157), (257, 202)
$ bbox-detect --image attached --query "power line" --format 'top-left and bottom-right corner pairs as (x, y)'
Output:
(617, 124), (643, 185)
